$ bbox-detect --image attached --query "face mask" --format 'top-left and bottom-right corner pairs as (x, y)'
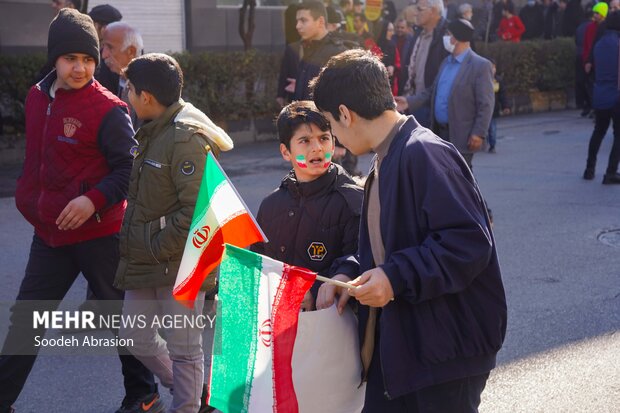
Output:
(443, 35), (455, 53)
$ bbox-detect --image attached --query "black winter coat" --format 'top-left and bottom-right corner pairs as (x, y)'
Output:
(277, 33), (352, 101)
(251, 164), (363, 295)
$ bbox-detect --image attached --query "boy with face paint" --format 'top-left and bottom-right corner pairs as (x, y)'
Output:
(251, 101), (363, 311)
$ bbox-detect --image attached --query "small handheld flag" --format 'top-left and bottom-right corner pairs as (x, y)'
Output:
(173, 152), (266, 306)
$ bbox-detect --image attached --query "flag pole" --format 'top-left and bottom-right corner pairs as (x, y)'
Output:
(315, 274), (355, 290)
(207, 151), (269, 243)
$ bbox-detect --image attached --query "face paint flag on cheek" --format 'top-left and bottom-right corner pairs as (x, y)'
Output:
(296, 155), (308, 168)
(323, 152), (332, 168)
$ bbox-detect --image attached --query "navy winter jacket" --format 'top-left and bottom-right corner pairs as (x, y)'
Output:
(593, 30), (620, 110)
(334, 117), (507, 398)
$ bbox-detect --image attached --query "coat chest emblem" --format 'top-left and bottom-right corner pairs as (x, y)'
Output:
(63, 117), (82, 138)
(308, 242), (327, 261)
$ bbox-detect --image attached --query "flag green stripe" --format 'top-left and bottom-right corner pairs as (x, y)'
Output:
(193, 152), (226, 225)
(210, 246), (263, 412)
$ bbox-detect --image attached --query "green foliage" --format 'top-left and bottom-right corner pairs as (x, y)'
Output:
(173, 50), (280, 122)
(478, 37), (576, 93)
(0, 53), (47, 128)
(0, 39), (575, 131)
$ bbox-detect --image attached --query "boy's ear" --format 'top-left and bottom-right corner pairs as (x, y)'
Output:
(141, 90), (155, 106)
(280, 143), (291, 162)
(338, 104), (353, 128)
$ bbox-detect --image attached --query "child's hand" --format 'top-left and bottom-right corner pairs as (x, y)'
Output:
(56, 195), (96, 230)
(300, 290), (314, 312)
(316, 274), (352, 314)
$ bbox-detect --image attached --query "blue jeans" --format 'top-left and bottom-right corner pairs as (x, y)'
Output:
(488, 117), (497, 149)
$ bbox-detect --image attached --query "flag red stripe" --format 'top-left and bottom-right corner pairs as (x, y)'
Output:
(174, 213), (263, 305)
(272, 264), (316, 413)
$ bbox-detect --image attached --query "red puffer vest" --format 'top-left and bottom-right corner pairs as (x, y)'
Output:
(16, 78), (128, 247)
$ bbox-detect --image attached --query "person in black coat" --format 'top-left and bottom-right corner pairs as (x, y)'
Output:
(251, 101), (363, 309)
(519, 0), (544, 40)
(277, 1), (350, 106)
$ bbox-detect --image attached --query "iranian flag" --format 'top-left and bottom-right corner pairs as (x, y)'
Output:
(173, 151), (266, 305)
(208, 245), (366, 413)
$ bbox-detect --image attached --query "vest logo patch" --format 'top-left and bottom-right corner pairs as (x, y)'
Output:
(63, 117), (82, 138)
(129, 146), (140, 159)
(308, 242), (327, 261)
(181, 161), (195, 176)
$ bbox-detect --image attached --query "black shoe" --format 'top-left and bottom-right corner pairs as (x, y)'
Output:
(115, 391), (165, 413)
(488, 147), (496, 154)
(602, 173), (620, 184)
(580, 108), (591, 117)
(583, 168), (595, 180)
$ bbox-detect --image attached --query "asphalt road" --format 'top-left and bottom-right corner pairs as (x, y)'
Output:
(0, 110), (618, 412)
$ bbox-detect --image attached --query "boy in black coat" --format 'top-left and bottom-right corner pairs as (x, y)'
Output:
(251, 101), (363, 310)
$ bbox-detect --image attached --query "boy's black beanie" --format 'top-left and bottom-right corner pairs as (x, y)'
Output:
(48, 8), (100, 66)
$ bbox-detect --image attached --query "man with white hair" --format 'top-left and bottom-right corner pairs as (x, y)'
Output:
(459, 2), (473, 21)
(400, 0), (449, 127)
(102, 22), (144, 126)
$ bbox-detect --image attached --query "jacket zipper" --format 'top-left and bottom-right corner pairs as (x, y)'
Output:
(38, 101), (53, 219)
(380, 326), (391, 400)
(146, 221), (161, 264)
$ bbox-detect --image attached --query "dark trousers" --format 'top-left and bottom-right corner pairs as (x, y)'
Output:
(0, 234), (155, 410)
(362, 330), (489, 413)
(575, 57), (591, 111)
(586, 106), (620, 175)
(435, 123), (474, 169)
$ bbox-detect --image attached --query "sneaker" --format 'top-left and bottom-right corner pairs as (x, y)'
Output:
(115, 392), (165, 413)
(583, 168), (595, 180)
(580, 108), (591, 117)
(488, 147), (496, 154)
(602, 173), (620, 184)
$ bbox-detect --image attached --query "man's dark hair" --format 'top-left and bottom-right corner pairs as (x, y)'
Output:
(354, 12), (367, 22)
(298, 0), (328, 21)
(310, 49), (395, 121)
(276, 100), (332, 149)
(123, 53), (183, 107)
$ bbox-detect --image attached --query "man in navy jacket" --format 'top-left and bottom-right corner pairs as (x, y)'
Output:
(313, 49), (507, 412)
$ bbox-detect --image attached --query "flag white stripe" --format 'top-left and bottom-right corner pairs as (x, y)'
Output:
(247, 256), (284, 412)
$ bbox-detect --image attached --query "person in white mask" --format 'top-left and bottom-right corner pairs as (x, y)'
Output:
(395, 18), (494, 170)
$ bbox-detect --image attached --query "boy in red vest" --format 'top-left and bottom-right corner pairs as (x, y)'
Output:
(0, 9), (160, 413)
